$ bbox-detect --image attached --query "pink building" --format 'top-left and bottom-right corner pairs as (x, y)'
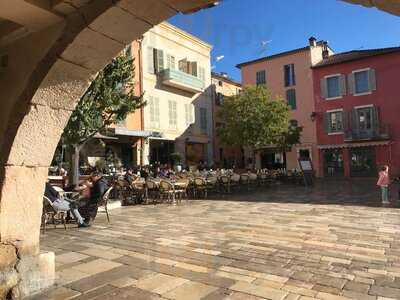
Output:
(237, 38), (332, 176)
(313, 47), (400, 177)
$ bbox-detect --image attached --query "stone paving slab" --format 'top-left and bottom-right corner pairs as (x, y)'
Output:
(29, 181), (400, 300)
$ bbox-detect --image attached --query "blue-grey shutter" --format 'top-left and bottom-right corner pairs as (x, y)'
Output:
(348, 73), (355, 95)
(147, 47), (154, 74)
(320, 78), (327, 99)
(323, 112), (331, 133)
(372, 106), (379, 133)
(369, 69), (377, 91)
(342, 111), (348, 132)
(352, 108), (359, 131)
(340, 74), (347, 96)
(291, 64), (296, 86)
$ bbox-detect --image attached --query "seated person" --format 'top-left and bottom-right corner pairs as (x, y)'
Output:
(124, 168), (137, 185)
(79, 172), (108, 224)
(44, 182), (90, 228)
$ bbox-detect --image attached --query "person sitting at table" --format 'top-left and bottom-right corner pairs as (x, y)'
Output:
(79, 171), (108, 224)
(124, 168), (137, 185)
(44, 181), (90, 228)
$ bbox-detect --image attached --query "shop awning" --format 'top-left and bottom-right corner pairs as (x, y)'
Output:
(114, 128), (161, 138)
(93, 133), (118, 140)
(318, 141), (390, 150)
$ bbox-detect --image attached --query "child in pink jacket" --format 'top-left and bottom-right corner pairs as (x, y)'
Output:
(377, 165), (390, 204)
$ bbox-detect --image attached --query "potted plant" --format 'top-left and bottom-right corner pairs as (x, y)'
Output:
(170, 152), (183, 172)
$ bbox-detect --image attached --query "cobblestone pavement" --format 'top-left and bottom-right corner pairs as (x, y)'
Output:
(31, 180), (400, 300)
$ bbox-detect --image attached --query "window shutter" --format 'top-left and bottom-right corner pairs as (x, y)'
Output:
(147, 47), (154, 74)
(166, 54), (171, 69)
(291, 64), (296, 86)
(284, 65), (289, 87)
(320, 78), (327, 99)
(191, 62), (198, 77)
(351, 108), (358, 130)
(340, 74), (347, 96)
(157, 49), (164, 72)
(323, 112), (331, 133)
(286, 89), (296, 110)
(369, 68), (377, 91)
(342, 111), (348, 131)
(348, 73), (355, 95)
(372, 106), (379, 131)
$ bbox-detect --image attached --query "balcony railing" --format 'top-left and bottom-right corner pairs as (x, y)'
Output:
(160, 68), (204, 93)
(344, 124), (390, 142)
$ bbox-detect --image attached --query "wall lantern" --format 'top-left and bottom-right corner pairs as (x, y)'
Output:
(310, 112), (317, 122)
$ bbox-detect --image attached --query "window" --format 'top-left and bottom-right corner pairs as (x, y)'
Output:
(166, 54), (175, 70)
(124, 45), (132, 58)
(218, 80), (223, 87)
(149, 96), (160, 128)
(356, 107), (373, 130)
(284, 64), (295, 87)
(256, 70), (266, 86)
(168, 100), (177, 129)
(349, 69), (376, 95)
(199, 66), (205, 82)
(325, 110), (343, 133)
(153, 48), (164, 73)
(286, 89), (297, 110)
(147, 47), (154, 74)
(326, 76), (340, 98)
(184, 103), (194, 126)
(354, 70), (369, 94)
(321, 74), (346, 99)
(289, 120), (298, 128)
(200, 108), (208, 134)
(216, 92), (224, 106)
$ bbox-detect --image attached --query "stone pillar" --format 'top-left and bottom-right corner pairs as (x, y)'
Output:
(142, 139), (150, 165)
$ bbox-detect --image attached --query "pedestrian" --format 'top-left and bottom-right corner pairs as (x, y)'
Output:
(377, 165), (390, 205)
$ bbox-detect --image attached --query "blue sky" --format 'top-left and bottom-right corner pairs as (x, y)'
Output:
(169, 0), (400, 81)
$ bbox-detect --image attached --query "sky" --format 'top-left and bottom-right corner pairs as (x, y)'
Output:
(169, 0), (400, 81)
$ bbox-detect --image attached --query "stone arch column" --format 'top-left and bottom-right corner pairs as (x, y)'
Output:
(0, 0), (216, 297)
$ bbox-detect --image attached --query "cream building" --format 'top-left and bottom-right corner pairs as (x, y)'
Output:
(141, 22), (213, 166)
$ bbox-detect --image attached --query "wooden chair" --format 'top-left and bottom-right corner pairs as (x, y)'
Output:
(193, 177), (208, 199)
(230, 174), (241, 192)
(206, 176), (218, 194)
(175, 179), (190, 202)
(219, 175), (230, 193)
(41, 196), (67, 232)
(98, 187), (113, 222)
(249, 173), (258, 189)
(240, 174), (250, 191)
(159, 180), (177, 203)
(146, 179), (160, 204)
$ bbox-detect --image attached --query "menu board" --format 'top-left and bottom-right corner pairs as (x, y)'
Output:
(298, 158), (314, 187)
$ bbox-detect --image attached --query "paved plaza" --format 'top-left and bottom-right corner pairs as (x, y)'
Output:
(31, 180), (400, 300)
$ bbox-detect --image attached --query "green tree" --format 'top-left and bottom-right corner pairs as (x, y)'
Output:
(217, 86), (301, 166)
(62, 52), (144, 184)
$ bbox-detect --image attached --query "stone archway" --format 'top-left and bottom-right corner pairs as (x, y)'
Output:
(0, 0), (398, 298)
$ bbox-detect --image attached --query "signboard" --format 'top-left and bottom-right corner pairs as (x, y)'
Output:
(298, 158), (314, 187)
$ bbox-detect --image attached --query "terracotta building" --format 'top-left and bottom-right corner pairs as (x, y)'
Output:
(312, 47), (400, 177)
(211, 72), (243, 168)
(237, 38), (333, 176)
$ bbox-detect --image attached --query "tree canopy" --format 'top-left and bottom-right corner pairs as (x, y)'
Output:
(62, 53), (144, 147)
(217, 86), (301, 150)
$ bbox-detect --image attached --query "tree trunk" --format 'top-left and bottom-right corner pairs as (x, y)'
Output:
(72, 144), (81, 187)
(283, 150), (287, 171)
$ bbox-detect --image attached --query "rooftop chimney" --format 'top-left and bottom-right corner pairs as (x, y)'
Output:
(322, 41), (329, 59)
(220, 72), (228, 78)
(309, 36), (317, 47)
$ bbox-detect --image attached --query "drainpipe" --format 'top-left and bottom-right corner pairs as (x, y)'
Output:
(138, 38), (144, 166)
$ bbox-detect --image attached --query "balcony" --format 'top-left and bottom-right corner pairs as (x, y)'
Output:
(160, 68), (204, 93)
(344, 124), (390, 142)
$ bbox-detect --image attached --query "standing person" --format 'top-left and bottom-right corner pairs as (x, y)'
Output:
(377, 165), (390, 205)
(44, 182), (90, 228)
